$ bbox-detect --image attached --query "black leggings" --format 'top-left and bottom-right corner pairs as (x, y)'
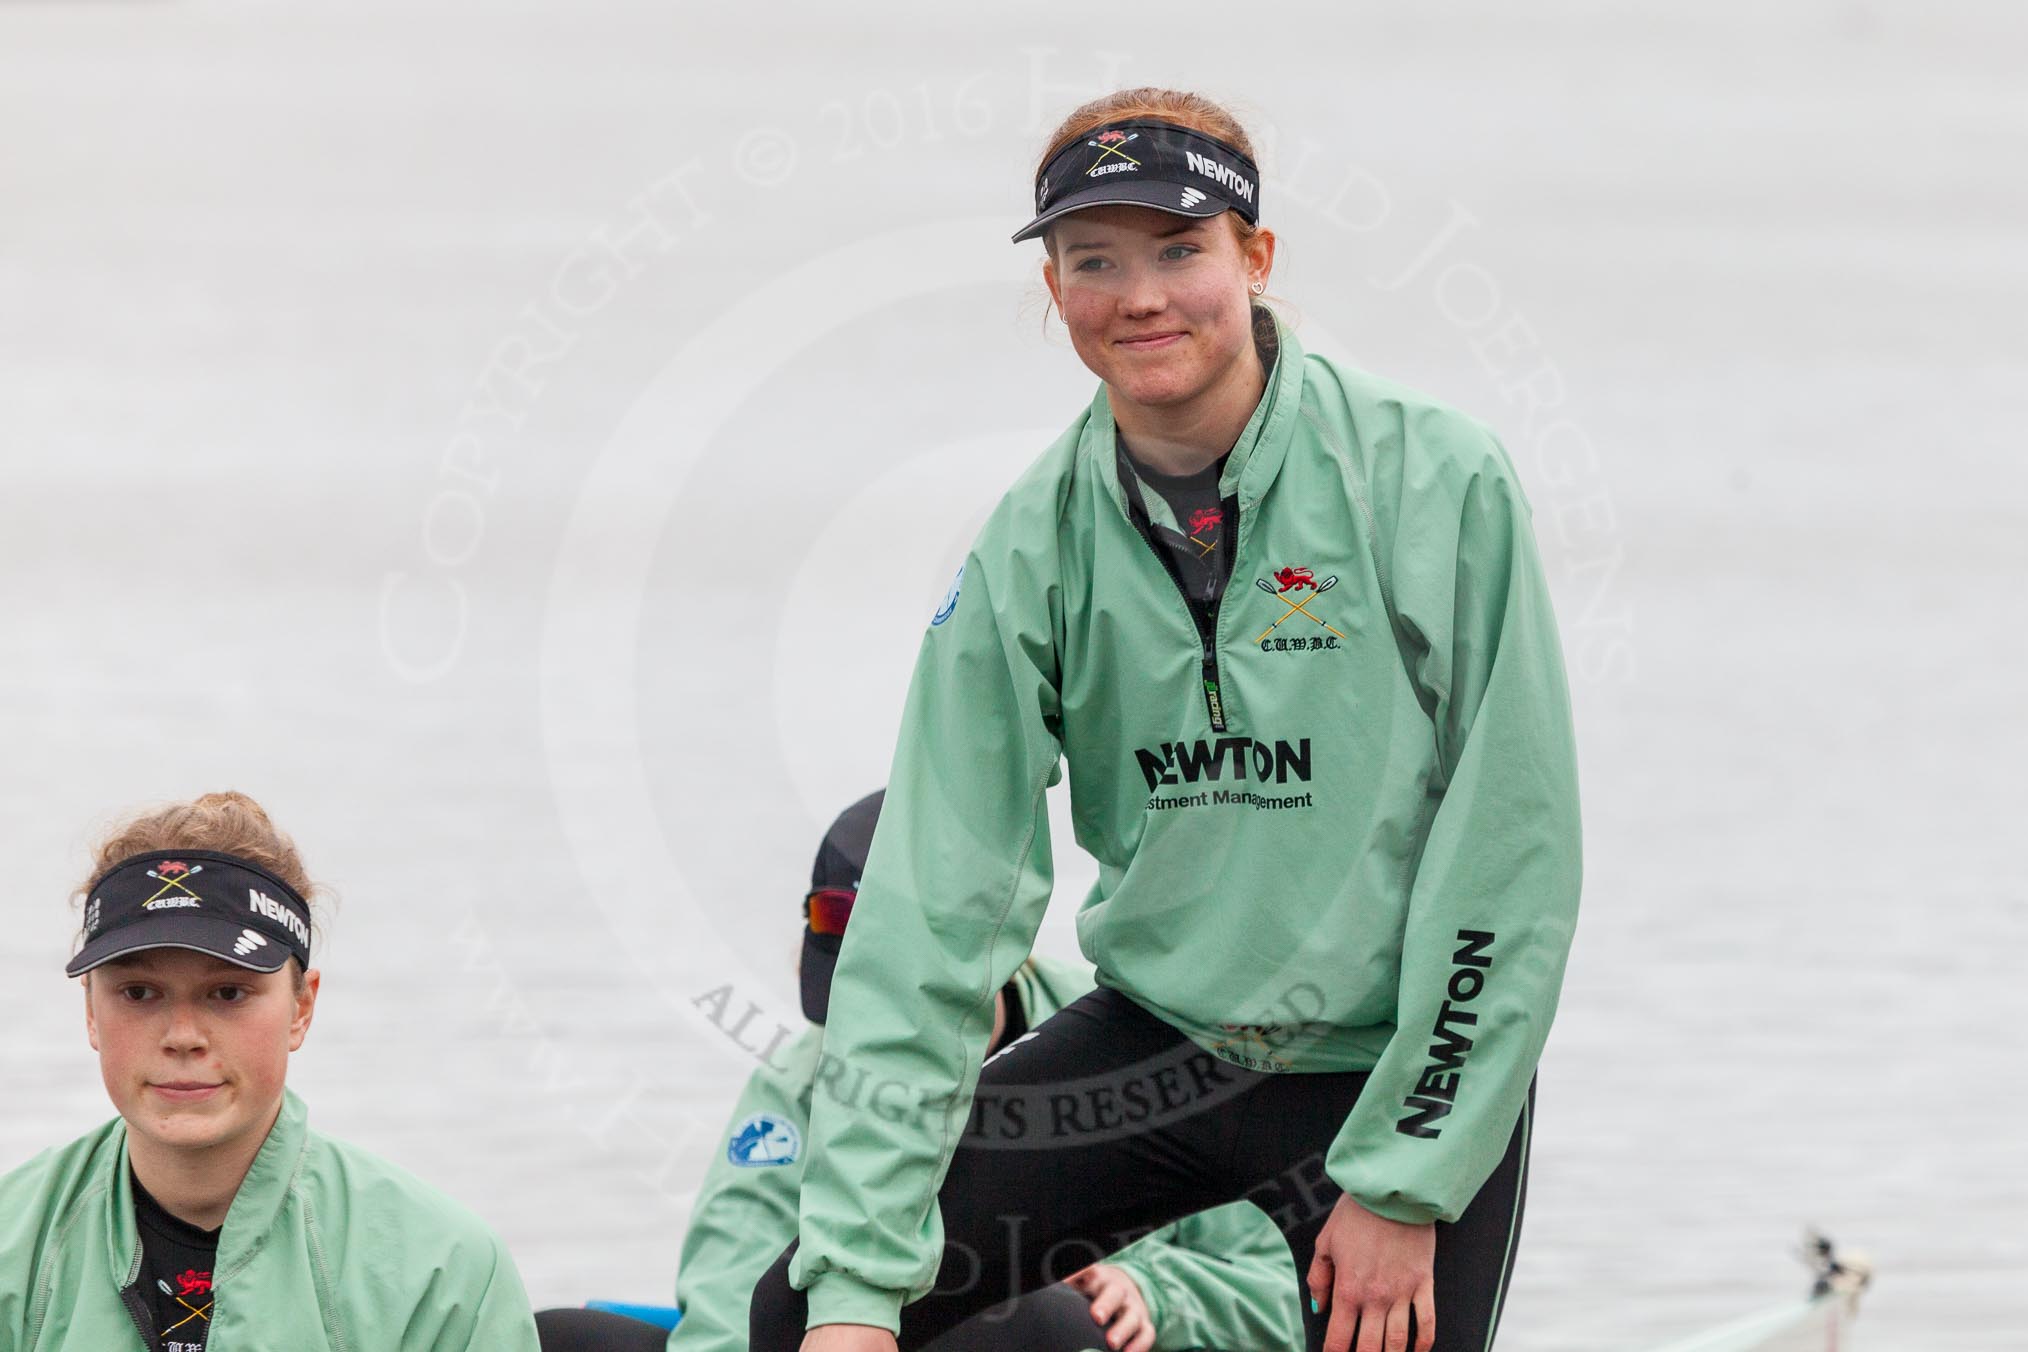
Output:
(534, 1309), (670, 1352)
(751, 988), (1532, 1352)
(537, 1284), (1100, 1352)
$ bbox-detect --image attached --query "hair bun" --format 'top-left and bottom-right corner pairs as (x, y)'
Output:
(189, 790), (277, 825)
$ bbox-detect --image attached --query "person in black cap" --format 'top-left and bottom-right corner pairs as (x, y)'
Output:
(655, 790), (1106, 1352)
(0, 791), (542, 1351)
(794, 789), (882, 1027)
(749, 83), (1578, 1352)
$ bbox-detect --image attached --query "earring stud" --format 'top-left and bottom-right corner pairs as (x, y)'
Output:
(1250, 281), (1266, 295)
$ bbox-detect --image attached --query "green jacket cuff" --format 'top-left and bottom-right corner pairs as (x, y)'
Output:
(804, 1272), (905, 1334)
(1345, 1189), (1442, 1226)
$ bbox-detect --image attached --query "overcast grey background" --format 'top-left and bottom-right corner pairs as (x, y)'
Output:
(4, 3), (2025, 1347)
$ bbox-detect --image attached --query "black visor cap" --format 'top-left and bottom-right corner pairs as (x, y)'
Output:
(1014, 119), (1261, 244)
(67, 850), (312, 978)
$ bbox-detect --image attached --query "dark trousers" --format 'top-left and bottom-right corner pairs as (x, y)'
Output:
(751, 988), (1532, 1352)
(534, 1309), (671, 1352)
(537, 1284), (1100, 1351)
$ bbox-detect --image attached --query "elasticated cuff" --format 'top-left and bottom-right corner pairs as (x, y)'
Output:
(804, 1271), (905, 1334)
(1342, 1189), (1443, 1226)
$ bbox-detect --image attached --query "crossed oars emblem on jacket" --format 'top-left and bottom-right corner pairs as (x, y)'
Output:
(1255, 567), (1345, 643)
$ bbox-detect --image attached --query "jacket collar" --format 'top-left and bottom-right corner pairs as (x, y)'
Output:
(1088, 305), (1306, 522)
(104, 1088), (312, 1283)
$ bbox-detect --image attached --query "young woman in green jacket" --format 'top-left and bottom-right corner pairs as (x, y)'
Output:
(0, 792), (542, 1352)
(749, 88), (1582, 1352)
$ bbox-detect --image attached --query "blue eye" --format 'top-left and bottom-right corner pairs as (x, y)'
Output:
(1074, 257), (1107, 272)
(1163, 245), (1198, 261)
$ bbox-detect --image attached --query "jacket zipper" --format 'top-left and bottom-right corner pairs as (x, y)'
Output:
(119, 1278), (156, 1348)
(1127, 488), (1239, 734)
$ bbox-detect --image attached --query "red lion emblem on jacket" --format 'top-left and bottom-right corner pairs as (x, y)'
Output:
(1273, 566), (1317, 593)
(1188, 507), (1223, 536)
(177, 1269), (212, 1297)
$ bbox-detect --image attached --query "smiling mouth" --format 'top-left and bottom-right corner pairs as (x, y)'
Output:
(1117, 332), (1186, 349)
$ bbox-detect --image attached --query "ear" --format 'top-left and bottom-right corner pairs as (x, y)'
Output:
(84, 976), (100, 1052)
(288, 968), (320, 1052)
(1244, 227), (1278, 292)
(1041, 253), (1063, 316)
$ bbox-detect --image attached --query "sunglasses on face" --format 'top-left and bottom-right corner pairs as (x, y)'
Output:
(805, 887), (856, 936)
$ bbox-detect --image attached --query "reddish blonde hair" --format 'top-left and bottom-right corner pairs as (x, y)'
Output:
(1034, 87), (1266, 254)
(77, 791), (324, 980)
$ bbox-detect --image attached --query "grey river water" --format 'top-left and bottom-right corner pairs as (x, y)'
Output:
(4, 3), (2025, 1347)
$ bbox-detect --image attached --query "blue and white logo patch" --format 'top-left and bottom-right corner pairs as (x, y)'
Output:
(931, 563), (965, 627)
(727, 1113), (801, 1168)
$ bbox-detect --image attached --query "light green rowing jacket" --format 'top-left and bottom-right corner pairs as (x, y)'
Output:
(670, 955), (1303, 1352)
(790, 311), (1583, 1332)
(0, 1090), (540, 1351)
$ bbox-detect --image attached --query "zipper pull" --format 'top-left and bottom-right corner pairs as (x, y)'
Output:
(1201, 646), (1227, 732)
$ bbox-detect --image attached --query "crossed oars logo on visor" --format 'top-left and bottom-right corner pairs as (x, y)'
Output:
(1085, 129), (1141, 174)
(144, 860), (204, 904)
(1255, 567), (1345, 643)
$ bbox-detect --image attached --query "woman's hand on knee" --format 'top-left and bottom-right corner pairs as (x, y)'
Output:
(799, 1324), (899, 1352)
(1065, 1263), (1156, 1352)
(1306, 1194), (1435, 1352)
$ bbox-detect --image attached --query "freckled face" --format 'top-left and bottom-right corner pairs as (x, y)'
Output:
(1043, 206), (1270, 414)
(86, 948), (314, 1157)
